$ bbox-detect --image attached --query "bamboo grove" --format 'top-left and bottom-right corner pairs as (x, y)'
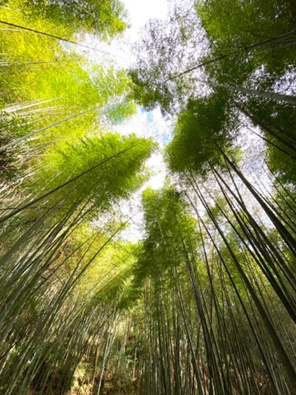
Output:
(0, 0), (295, 394)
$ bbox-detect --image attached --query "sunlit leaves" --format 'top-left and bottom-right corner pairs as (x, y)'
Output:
(9, 0), (128, 38)
(36, 133), (155, 210)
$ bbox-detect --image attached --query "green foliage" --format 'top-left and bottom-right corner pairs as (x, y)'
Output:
(30, 133), (155, 213)
(0, 2), (132, 112)
(128, 7), (203, 114)
(197, 0), (296, 80)
(0, 4), (137, 191)
(102, 101), (137, 125)
(243, 98), (296, 184)
(133, 187), (197, 282)
(1, 1), (296, 394)
(0, 111), (31, 180)
(120, 187), (196, 308)
(129, 68), (176, 115)
(166, 90), (237, 175)
(9, 0), (128, 38)
(198, 0), (296, 43)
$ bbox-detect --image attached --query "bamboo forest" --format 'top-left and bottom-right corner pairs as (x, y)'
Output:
(0, 0), (295, 393)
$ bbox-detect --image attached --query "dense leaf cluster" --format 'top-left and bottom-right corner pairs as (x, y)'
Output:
(0, 0), (295, 394)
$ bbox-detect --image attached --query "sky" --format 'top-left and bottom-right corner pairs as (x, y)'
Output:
(122, 0), (168, 39)
(77, 0), (168, 67)
(116, 0), (172, 191)
(114, 0), (171, 240)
